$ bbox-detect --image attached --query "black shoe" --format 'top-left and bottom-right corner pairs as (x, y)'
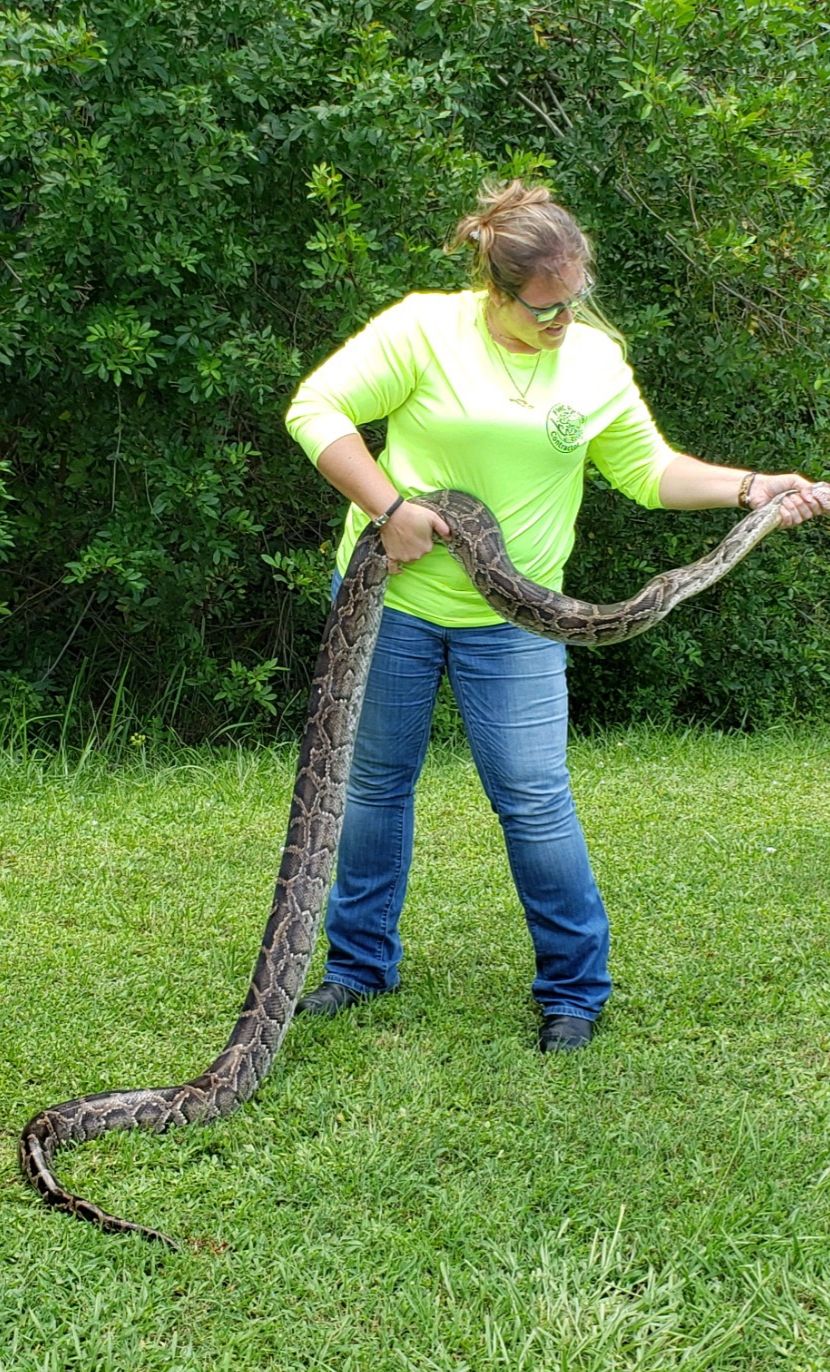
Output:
(539, 1014), (593, 1053)
(295, 982), (362, 1016)
(296, 980), (392, 1017)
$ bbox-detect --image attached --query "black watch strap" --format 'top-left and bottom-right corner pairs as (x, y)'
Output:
(371, 495), (405, 528)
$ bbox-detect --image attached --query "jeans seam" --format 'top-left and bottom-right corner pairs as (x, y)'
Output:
(372, 795), (406, 985)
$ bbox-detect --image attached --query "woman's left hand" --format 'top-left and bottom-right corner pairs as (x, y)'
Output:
(749, 473), (830, 528)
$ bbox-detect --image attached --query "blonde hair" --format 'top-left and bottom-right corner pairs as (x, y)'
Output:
(449, 178), (625, 352)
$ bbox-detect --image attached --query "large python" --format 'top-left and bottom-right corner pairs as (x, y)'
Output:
(19, 485), (830, 1246)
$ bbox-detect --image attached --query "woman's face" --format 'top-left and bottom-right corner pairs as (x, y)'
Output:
(488, 262), (589, 354)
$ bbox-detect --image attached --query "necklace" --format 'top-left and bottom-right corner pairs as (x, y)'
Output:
(483, 303), (542, 408)
(492, 346), (542, 408)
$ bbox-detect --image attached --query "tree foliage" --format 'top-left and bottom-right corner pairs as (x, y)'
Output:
(1, 0), (828, 740)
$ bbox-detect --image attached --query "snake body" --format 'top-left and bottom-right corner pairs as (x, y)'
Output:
(19, 486), (829, 1246)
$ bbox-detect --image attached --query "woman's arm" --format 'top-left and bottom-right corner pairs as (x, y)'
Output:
(317, 436), (450, 572)
(286, 295), (451, 571)
(658, 453), (826, 528)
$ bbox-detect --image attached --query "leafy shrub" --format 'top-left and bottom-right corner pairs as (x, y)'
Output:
(1, 0), (827, 743)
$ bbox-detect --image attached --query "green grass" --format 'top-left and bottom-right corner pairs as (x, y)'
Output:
(1, 728), (829, 1371)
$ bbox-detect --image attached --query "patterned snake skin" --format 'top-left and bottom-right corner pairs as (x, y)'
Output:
(19, 485), (829, 1246)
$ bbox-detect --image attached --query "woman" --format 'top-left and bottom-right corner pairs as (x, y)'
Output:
(285, 180), (825, 1051)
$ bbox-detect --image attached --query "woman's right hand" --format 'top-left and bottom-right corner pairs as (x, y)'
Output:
(381, 501), (451, 574)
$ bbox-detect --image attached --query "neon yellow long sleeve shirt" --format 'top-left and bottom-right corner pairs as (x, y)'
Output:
(286, 290), (678, 627)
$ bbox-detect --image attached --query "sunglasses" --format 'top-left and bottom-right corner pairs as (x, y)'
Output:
(507, 279), (594, 325)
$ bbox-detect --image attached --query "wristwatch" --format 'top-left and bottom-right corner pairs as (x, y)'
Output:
(371, 495), (405, 528)
(737, 471), (757, 510)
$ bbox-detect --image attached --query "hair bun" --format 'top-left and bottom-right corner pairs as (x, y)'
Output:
(447, 178), (590, 296)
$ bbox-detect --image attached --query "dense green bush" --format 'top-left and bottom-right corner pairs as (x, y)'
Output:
(1, 0), (827, 743)
(507, 0), (830, 726)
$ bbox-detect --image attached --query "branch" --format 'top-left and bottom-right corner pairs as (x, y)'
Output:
(499, 74), (823, 342)
(37, 589), (97, 682)
(493, 71), (565, 140)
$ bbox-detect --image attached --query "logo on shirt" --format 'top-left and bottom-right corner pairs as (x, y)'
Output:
(546, 403), (586, 452)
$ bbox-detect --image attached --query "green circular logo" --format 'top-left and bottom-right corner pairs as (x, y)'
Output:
(546, 403), (586, 452)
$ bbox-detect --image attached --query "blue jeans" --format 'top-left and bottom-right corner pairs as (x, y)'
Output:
(322, 591), (611, 1020)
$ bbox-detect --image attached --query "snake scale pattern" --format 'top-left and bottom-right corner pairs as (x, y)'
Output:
(19, 485), (829, 1246)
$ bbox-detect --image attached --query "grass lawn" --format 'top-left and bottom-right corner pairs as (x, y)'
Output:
(1, 727), (829, 1371)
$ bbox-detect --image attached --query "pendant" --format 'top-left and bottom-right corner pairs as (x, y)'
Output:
(510, 397), (533, 408)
